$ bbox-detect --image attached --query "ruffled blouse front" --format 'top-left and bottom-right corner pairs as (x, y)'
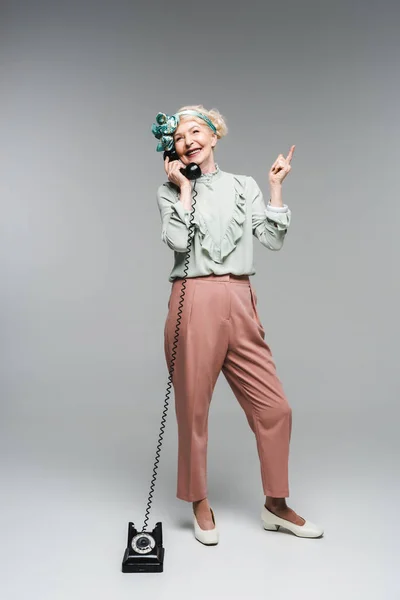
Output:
(156, 164), (291, 281)
(193, 168), (247, 264)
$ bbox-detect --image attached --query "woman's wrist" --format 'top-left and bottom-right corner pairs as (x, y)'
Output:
(180, 180), (192, 191)
(268, 182), (283, 208)
(179, 181), (192, 210)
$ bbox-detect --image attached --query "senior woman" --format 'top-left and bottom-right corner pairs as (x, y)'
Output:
(152, 105), (323, 545)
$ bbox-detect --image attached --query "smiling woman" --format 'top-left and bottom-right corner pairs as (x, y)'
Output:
(151, 104), (324, 546)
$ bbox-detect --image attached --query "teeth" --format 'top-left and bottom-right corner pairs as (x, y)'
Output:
(188, 149), (200, 155)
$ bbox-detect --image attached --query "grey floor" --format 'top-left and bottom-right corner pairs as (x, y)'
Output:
(1, 380), (398, 600)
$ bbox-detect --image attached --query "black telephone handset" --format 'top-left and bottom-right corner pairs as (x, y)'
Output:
(163, 149), (202, 181)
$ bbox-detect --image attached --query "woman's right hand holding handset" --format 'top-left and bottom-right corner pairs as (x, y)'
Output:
(164, 156), (192, 210)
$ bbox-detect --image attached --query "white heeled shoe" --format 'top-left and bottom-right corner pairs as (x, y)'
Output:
(193, 507), (219, 545)
(261, 505), (324, 538)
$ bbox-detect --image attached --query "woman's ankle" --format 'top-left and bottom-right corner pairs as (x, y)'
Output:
(265, 496), (287, 509)
(193, 497), (208, 508)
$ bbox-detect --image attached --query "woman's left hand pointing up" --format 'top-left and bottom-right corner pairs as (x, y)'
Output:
(269, 145), (295, 186)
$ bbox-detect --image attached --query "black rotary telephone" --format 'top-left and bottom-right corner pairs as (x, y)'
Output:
(121, 150), (201, 573)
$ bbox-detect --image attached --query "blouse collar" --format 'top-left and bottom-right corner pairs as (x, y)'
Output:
(197, 163), (223, 184)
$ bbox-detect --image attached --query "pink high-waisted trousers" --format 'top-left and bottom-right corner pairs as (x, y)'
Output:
(163, 273), (292, 502)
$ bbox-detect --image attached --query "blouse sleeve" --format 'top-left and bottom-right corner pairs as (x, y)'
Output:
(156, 183), (193, 253)
(247, 176), (291, 251)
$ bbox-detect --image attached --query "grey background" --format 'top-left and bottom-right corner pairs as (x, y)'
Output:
(0, 0), (399, 598)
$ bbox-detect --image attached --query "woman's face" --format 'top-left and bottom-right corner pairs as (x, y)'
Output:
(173, 118), (217, 166)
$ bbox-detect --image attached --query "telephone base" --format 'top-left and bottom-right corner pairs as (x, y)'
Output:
(121, 522), (164, 573)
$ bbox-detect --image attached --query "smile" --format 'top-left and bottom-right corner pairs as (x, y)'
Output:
(186, 148), (202, 157)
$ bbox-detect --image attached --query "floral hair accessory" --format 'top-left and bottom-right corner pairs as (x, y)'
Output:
(151, 110), (217, 152)
(151, 112), (179, 152)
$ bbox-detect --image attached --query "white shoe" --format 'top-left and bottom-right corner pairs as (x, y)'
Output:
(261, 505), (324, 538)
(193, 507), (219, 545)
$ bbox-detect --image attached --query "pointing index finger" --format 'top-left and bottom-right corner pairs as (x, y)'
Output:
(286, 145), (295, 163)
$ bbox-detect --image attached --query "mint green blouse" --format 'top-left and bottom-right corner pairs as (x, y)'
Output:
(156, 164), (291, 282)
